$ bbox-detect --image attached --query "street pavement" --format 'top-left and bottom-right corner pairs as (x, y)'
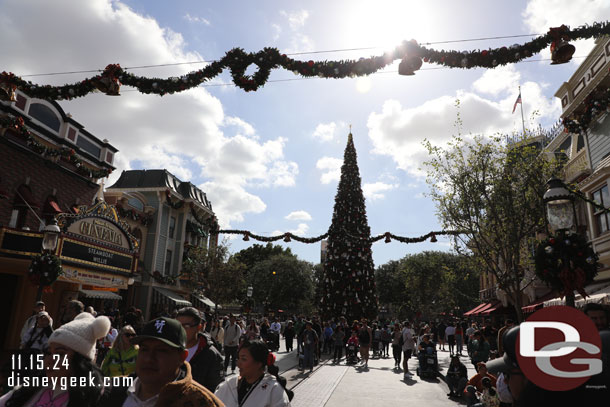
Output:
(224, 338), (479, 406)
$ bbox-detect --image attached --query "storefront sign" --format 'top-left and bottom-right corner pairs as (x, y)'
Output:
(67, 218), (129, 249)
(59, 238), (133, 273)
(0, 228), (43, 257)
(60, 267), (129, 289)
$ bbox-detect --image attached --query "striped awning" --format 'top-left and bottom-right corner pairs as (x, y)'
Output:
(464, 303), (488, 316)
(192, 294), (217, 309)
(153, 287), (191, 307)
(79, 289), (122, 300)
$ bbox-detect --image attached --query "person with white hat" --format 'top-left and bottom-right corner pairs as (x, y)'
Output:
(0, 312), (110, 407)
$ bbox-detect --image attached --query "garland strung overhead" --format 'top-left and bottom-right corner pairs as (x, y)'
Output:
(1, 22), (608, 97)
(216, 229), (463, 244)
(0, 114), (113, 179)
(563, 87), (610, 134)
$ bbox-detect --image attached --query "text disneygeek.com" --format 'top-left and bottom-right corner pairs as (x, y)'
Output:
(9, 372), (133, 391)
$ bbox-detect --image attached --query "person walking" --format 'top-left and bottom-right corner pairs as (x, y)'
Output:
(214, 339), (292, 406)
(391, 323), (402, 368)
(20, 311), (53, 352)
(101, 325), (138, 377)
(455, 322), (464, 356)
(401, 321), (415, 378)
(468, 330), (491, 370)
(210, 319), (224, 353)
(283, 321), (296, 352)
(224, 314), (242, 376)
(322, 322), (333, 354)
(300, 321), (318, 372)
(445, 322), (456, 356)
(437, 320), (447, 351)
(331, 325), (345, 363)
(357, 319), (372, 368)
(380, 324), (391, 358)
(246, 320), (260, 341)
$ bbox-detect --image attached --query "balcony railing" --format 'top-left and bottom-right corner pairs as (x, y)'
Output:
(563, 148), (590, 182)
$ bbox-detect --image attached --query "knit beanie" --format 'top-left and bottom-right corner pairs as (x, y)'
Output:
(48, 312), (111, 360)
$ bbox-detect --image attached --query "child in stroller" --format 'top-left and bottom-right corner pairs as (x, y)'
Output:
(346, 331), (360, 365)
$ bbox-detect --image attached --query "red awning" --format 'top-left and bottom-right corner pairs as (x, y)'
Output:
(43, 198), (62, 215)
(522, 291), (557, 314)
(464, 303), (488, 316)
(480, 301), (502, 316)
(473, 302), (496, 315)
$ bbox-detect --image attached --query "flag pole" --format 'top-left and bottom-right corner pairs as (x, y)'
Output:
(519, 85), (526, 136)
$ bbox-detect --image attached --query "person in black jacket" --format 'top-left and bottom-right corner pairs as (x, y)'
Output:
(446, 355), (468, 398)
(176, 307), (224, 391)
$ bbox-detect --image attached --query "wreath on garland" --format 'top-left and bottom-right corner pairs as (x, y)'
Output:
(534, 232), (599, 297)
(28, 253), (63, 286)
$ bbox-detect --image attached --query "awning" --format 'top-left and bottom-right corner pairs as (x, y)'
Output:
(522, 291), (558, 313)
(464, 303), (488, 316)
(79, 289), (122, 300)
(479, 301), (502, 316)
(544, 285), (610, 307)
(192, 294), (216, 309)
(154, 287), (192, 307)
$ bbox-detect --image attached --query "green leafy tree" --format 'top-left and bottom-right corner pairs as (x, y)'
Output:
(320, 133), (378, 321)
(424, 131), (558, 322)
(247, 254), (315, 314)
(182, 241), (247, 306)
(233, 243), (295, 272)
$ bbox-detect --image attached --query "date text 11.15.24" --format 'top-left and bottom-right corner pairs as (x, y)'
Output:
(12, 353), (69, 371)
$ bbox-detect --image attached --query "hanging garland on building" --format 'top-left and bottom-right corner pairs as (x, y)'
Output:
(563, 87), (610, 134)
(116, 204), (153, 226)
(534, 232), (599, 298)
(1, 22), (609, 97)
(190, 203), (219, 231)
(217, 229), (462, 244)
(0, 114), (113, 178)
(28, 253), (63, 286)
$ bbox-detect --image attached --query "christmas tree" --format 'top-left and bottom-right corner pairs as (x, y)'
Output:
(320, 132), (378, 321)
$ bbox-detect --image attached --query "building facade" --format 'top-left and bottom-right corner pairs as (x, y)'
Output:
(0, 91), (124, 356)
(105, 170), (218, 319)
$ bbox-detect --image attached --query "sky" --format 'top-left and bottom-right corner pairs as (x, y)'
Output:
(2, 0), (610, 266)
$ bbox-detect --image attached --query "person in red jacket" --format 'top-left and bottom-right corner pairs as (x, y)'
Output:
(464, 362), (497, 406)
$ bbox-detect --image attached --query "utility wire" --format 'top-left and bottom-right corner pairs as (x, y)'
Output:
(18, 32), (547, 78)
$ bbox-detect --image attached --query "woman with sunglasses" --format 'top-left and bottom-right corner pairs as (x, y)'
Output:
(100, 325), (139, 377)
(0, 313), (110, 407)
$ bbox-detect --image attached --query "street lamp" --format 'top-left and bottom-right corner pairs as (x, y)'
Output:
(543, 178), (576, 232)
(247, 286), (253, 298)
(42, 219), (61, 252)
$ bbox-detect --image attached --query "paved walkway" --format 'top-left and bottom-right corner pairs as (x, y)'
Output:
(288, 348), (474, 407)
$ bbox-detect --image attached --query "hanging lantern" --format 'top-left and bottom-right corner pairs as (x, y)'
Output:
(398, 55), (423, 76)
(430, 233), (437, 243)
(384, 232), (391, 243)
(0, 83), (16, 102)
(550, 40), (575, 65)
(242, 233), (250, 241)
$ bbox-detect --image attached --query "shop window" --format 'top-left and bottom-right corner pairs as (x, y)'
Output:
(592, 184), (610, 235)
(169, 216), (176, 239)
(76, 135), (101, 159)
(576, 135), (585, 152)
(127, 197), (144, 211)
(11, 185), (38, 229)
(165, 250), (173, 274)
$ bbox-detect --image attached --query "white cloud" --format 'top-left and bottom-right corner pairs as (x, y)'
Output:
(285, 211), (312, 221)
(316, 157), (342, 184)
(183, 13), (210, 25)
(367, 74), (561, 176)
(288, 223), (309, 236)
(271, 24), (282, 41)
(0, 0), (296, 227)
(280, 10), (309, 30)
(522, 0), (610, 63)
(362, 182), (398, 201)
(312, 121), (346, 142)
(473, 65), (521, 96)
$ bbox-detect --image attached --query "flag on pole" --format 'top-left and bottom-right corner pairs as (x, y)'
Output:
(512, 92), (522, 114)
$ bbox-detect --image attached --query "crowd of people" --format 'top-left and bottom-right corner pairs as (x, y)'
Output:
(1, 300), (609, 407)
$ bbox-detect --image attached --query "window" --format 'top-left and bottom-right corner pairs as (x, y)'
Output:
(127, 197), (144, 211)
(592, 185), (610, 235)
(165, 250), (173, 274)
(28, 103), (60, 132)
(76, 136), (101, 159)
(169, 216), (176, 239)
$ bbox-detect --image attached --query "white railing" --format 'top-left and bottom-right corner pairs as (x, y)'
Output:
(563, 149), (590, 182)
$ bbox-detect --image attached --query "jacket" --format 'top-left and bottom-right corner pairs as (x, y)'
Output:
(465, 372), (497, 392)
(190, 332), (224, 392)
(100, 361), (224, 407)
(101, 346), (138, 377)
(214, 373), (290, 407)
(223, 324), (241, 347)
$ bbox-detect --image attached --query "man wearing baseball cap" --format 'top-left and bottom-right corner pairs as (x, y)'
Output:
(101, 317), (224, 407)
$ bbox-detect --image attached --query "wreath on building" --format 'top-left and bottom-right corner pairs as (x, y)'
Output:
(28, 253), (63, 286)
(534, 232), (599, 297)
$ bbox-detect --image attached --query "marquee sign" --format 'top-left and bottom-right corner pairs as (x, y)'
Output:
(56, 201), (139, 275)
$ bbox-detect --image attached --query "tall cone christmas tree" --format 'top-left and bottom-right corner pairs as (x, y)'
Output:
(320, 132), (378, 321)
